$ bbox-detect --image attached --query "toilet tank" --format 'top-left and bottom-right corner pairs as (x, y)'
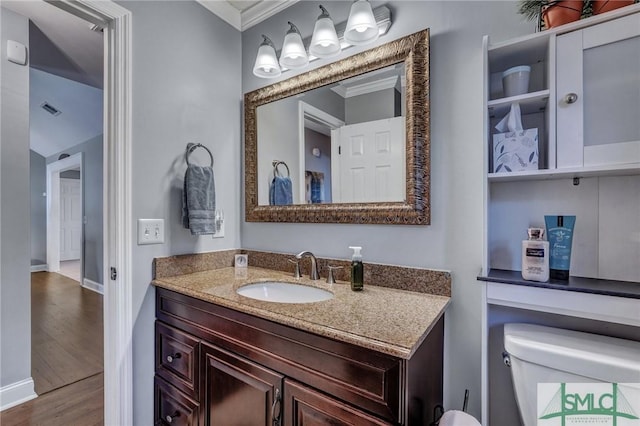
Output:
(503, 323), (640, 426)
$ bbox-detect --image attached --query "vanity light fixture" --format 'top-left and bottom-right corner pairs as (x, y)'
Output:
(251, 5), (392, 79)
(344, 0), (379, 46)
(253, 35), (281, 78)
(279, 21), (309, 69)
(309, 5), (341, 59)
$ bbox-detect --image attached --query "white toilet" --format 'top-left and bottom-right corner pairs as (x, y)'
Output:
(503, 323), (640, 426)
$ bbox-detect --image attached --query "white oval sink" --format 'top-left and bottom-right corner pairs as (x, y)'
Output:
(236, 281), (333, 304)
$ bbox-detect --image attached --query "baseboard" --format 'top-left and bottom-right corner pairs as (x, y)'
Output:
(82, 278), (104, 295)
(0, 378), (37, 411)
(30, 264), (48, 272)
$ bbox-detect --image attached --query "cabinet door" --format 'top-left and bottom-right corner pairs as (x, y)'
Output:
(202, 343), (283, 426)
(556, 13), (640, 168)
(283, 379), (392, 426)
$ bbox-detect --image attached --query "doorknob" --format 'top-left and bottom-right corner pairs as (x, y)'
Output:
(564, 93), (578, 104)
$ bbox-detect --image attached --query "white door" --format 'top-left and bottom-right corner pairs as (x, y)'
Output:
(60, 178), (82, 261)
(333, 116), (405, 203)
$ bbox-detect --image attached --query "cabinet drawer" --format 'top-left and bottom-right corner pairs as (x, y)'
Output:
(156, 321), (200, 399)
(155, 376), (199, 426)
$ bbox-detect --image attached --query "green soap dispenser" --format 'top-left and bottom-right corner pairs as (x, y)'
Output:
(349, 246), (364, 291)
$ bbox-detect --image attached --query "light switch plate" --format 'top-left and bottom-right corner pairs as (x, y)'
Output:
(137, 219), (165, 245)
(7, 40), (27, 65)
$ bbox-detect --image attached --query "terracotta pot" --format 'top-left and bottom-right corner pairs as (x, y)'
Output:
(592, 0), (634, 14)
(542, 0), (583, 28)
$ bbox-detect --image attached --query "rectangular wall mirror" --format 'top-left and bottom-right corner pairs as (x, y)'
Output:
(244, 29), (430, 224)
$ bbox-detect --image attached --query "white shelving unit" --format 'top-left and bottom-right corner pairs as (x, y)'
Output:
(480, 5), (640, 425)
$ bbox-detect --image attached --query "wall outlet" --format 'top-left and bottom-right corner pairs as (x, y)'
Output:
(137, 219), (165, 245)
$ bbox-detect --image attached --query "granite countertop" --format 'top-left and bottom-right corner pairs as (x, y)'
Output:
(152, 267), (450, 359)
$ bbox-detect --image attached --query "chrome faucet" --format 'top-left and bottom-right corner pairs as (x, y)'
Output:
(295, 251), (320, 280)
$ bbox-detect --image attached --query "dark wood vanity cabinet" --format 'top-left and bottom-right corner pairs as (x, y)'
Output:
(155, 288), (444, 426)
(201, 343), (283, 425)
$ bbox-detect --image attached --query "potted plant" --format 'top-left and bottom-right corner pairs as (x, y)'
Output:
(519, 0), (584, 29)
(590, 0), (634, 15)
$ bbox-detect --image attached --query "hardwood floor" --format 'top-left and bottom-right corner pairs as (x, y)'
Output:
(0, 373), (103, 426)
(0, 272), (104, 425)
(30, 271), (103, 395)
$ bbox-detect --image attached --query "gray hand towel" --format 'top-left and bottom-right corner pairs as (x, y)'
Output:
(182, 165), (216, 235)
(269, 176), (293, 206)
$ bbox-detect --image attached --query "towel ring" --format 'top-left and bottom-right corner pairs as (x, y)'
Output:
(272, 160), (290, 177)
(186, 143), (214, 167)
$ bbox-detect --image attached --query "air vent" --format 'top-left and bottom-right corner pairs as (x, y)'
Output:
(41, 102), (61, 116)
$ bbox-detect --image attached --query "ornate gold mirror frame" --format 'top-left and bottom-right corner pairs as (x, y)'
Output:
(244, 29), (430, 225)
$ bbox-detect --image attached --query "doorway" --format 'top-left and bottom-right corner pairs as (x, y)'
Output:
(0, 1), (132, 424)
(46, 153), (84, 283)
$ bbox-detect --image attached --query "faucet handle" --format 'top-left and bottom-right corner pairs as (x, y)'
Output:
(326, 265), (343, 284)
(288, 258), (301, 279)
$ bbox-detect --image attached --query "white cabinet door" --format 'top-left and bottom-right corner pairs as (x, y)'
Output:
(556, 13), (640, 168)
(332, 117), (405, 203)
(60, 178), (82, 261)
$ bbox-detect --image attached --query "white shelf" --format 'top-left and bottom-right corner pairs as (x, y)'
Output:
(487, 89), (550, 118)
(485, 281), (640, 327)
(488, 162), (640, 182)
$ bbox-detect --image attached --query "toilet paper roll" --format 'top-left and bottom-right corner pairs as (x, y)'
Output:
(438, 410), (481, 426)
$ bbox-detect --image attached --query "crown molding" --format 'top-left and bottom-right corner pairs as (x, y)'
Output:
(196, 0), (299, 32)
(242, 0), (299, 31)
(331, 75), (399, 99)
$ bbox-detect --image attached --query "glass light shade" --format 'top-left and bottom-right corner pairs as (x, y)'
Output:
(253, 36), (281, 78)
(279, 22), (308, 69)
(309, 7), (341, 58)
(344, 0), (379, 46)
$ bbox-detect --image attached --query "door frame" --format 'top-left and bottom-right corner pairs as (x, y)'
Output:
(297, 101), (344, 202)
(46, 152), (83, 275)
(50, 1), (133, 424)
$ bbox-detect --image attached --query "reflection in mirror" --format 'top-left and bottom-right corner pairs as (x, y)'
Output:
(245, 29), (430, 224)
(258, 64), (405, 206)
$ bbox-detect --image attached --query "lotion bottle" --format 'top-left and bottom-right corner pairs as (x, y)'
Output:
(521, 228), (549, 282)
(349, 246), (364, 291)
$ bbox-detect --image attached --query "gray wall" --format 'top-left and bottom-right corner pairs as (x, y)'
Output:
(257, 98), (301, 204)
(30, 150), (47, 264)
(345, 88), (399, 124)
(118, 2), (242, 424)
(47, 135), (103, 284)
(242, 1), (535, 418)
(1, 6), (32, 389)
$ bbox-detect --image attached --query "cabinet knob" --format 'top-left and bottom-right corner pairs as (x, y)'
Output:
(166, 353), (182, 363)
(564, 93), (578, 104)
(165, 411), (179, 423)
